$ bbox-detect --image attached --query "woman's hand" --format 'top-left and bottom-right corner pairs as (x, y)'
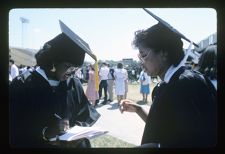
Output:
(119, 99), (148, 122)
(119, 99), (141, 113)
(59, 119), (70, 133)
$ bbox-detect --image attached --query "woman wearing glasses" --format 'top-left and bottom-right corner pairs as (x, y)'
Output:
(10, 22), (100, 148)
(119, 23), (216, 148)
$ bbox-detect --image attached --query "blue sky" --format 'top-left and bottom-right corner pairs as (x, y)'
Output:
(9, 8), (216, 62)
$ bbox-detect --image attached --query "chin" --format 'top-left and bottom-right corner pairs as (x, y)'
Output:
(61, 75), (70, 81)
(60, 78), (67, 81)
(146, 71), (151, 76)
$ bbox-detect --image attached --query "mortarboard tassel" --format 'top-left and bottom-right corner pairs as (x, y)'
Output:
(180, 41), (193, 66)
(94, 59), (99, 91)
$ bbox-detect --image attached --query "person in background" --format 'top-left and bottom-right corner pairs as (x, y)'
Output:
(9, 59), (19, 80)
(119, 22), (216, 148)
(9, 73), (12, 83)
(75, 67), (84, 84)
(19, 65), (33, 75)
(86, 64), (99, 107)
(151, 76), (159, 83)
(9, 58), (12, 83)
(197, 44), (217, 90)
(9, 20), (100, 148)
(114, 63), (127, 106)
(107, 64), (115, 102)
(18, 64), (25, 74)
(97, 62), (109, 105)
(124, 76), (129, 99)
(139, 68), (151, 103)
(85, 65), (89, 82)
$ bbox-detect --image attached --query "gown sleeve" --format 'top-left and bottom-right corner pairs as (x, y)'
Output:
(66, 77), (100, 127)
(10, 77), (28, 146)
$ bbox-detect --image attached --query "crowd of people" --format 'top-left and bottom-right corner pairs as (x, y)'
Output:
(85, 62), (129, 107)
(9, 59), (35, 84)
(9, 55), (154, 108)
(9, 16), (217, 148)
(83, 60), (157, 108)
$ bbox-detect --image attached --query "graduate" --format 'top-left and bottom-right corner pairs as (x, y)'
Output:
(197, 44), (217, 90)
(9, 20), (100, 148)
(119, 9), (217, 148)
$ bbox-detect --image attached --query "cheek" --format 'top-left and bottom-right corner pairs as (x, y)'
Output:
(56, 69), (67, 81)
(144, 57), (160, 75)
(144, 61), (154, 72)
(61, 72), (69, 81)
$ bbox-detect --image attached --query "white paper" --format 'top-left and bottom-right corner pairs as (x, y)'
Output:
(49, 126), (108, 141)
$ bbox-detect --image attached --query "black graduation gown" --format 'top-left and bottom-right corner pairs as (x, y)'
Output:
(9, 70), (100, 148)
(141, 66), (217, 148)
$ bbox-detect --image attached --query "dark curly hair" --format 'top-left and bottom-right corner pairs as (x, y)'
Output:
(132, 23), (184, 67)
(198, 45), (217, 80)
(35, 43), (54, 71)
(117, 63), (123, 69)
(35, 33), (85, 72)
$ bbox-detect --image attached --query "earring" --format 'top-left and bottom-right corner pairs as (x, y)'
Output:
(50, 64), (56, 72)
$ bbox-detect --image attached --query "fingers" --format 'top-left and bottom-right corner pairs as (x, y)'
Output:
(119, 100), (125, 113)
(120, 99), (132, 105)
(119, 104), (128, 113)
(119, 99), (132, 113)
(119, 101), (124, 113)
(119, 105), (124, 113)
(59, 119), (70, 132)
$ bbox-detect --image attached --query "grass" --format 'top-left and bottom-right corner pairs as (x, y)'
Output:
(90, 134), (135, 148)
(126, 83), (155, 106)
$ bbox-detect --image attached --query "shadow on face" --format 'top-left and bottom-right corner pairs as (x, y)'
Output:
(55, 62), (75, 81)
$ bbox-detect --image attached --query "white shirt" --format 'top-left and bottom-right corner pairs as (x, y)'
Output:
(20, 67), (28, 74)
(10, 64), (19, 79)
(99, 66), (109, 80)
(139, 71), (150, 85)
(75, 68), (83, 79)
(164, 61), (184, 83)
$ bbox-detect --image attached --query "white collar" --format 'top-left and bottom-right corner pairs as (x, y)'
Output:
(164, 43), (194, 83)
(164, 61), (184, 83)
(36, 67), (60, 86)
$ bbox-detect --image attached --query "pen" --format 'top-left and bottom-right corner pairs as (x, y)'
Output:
(54, 113), (62, 120)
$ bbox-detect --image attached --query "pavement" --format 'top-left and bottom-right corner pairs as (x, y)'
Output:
(92, 99), (150, 146)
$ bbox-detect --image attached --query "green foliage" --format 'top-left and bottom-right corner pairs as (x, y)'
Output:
(90, 134), (135, 148)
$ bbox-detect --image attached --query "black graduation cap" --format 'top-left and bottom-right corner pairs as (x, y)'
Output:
(143, 8), (199, 48)
(42, 20), (96, 67)
(59, 20), (97, 61)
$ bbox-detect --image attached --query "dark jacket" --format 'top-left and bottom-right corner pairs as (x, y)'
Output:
(10, 69), (100, 148)
(141, 66), (217, 148)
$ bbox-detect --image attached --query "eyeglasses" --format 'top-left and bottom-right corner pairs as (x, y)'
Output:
(138, 52), (150, 63)
(64, 67), (76, 77)
(64, 63), (74, 69)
